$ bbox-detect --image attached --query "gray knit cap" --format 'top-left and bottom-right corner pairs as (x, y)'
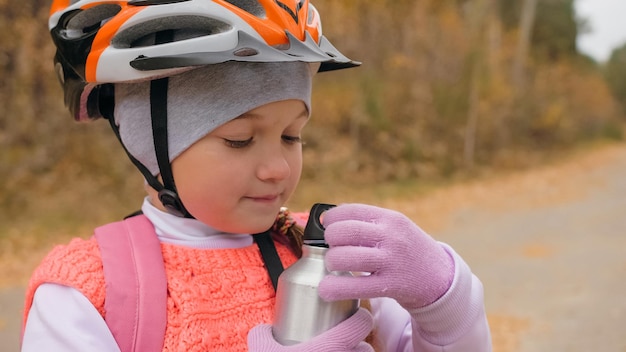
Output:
(114, 61), (313, 176)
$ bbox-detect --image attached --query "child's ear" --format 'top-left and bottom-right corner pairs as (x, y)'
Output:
(88, 83), (115, 120)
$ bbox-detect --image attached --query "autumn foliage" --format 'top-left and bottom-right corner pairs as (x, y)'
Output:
(0, 0), (624, 230)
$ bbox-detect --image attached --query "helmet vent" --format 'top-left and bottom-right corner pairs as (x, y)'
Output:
(307, 7), (315, 25)
(222, 0), (266, 18)
(233, 47), (259, 57)
(63, 4), (121, 39)
(112, 16), (232, 48)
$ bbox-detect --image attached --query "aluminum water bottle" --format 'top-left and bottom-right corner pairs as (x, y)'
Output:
(272, 203), (359, 345)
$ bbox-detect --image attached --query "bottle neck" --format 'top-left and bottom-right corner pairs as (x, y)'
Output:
(301, 244), (329, 259)
(302, 239), (328, 247)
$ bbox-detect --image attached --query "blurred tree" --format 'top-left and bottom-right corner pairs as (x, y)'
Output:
(498, 0), (519, 29)
(501, 0), (579, 61)
(462, 0), (495, 168)
(0, 0), (623, 236)
(532, 0), (578, 61)
(512, 0), (537, 90)
(0, 0), (143, 231)
(605, 43), (626, 115)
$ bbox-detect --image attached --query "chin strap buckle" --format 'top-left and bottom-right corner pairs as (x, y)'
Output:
(158, 189), (186, 217)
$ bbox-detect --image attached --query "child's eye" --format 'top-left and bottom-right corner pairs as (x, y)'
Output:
(223, 137), (253, 148)
(282, 135), (304, 145)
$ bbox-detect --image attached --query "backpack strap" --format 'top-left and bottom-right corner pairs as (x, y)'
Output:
(94, 214), (167, 352)
(252, 230), (284, 290)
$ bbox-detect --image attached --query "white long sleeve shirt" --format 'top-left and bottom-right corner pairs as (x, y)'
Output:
(22, 198), (492, 351)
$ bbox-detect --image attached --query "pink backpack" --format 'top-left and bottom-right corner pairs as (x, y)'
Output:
(94, 215), (167, 352)
(94, 214), (287, 352)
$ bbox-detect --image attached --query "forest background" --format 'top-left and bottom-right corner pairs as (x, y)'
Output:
(1, 0), (626, 277)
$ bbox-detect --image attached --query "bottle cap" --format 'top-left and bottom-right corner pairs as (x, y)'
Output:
(303, 203), (336, 247)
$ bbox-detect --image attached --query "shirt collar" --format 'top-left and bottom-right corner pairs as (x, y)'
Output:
(140, 197), (253, 249)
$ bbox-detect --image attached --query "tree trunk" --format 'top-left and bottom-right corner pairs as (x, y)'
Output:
(512, 0), (538, 91)
(463, 0), (491, 169)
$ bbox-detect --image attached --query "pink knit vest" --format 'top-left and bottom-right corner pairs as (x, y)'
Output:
(23, 236), (298, 351)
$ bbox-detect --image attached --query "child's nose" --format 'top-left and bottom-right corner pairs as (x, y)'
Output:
(257, 150), (291, 181)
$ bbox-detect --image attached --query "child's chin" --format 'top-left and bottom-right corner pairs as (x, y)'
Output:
(222, 217), (277, 235)
(247, 218), (278, 234)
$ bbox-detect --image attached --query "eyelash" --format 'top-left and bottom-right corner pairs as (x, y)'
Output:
(223, 138), (252, 149)
(223, 135), (304, 149)
(282, 135), (305, 145)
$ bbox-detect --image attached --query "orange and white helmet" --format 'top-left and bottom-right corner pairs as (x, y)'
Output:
(49, 0), (359, 120)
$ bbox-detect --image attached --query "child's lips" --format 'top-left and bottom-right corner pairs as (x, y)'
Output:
(246, 194), (281, 203)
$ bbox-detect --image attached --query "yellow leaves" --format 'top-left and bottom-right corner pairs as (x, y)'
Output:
(532, 61), (621, 137)
(532, 100), (565, 132)
(0, 0), (624, 240)
(385, 53), (415, 71)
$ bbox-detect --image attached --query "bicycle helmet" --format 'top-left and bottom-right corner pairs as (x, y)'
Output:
(49, 0), (359, 121)
(49, 0), (359, 218)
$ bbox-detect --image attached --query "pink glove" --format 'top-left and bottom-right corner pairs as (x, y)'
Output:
(247, 308), (374, 352)
(318, 204), (454, 310)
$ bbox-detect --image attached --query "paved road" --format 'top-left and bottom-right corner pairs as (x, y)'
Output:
(0, 287), (24, 351)
(428, 144), (626, 351)
(2, 143), (626, 351)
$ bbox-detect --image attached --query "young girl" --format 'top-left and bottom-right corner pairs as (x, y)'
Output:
(22, 0), (492, 351)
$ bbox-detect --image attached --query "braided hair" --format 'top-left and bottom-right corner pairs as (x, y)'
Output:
(271, 207), (305, 258)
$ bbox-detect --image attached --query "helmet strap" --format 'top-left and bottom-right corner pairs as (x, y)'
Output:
(149, 77), (193, 218)
(104, 82), (192, 219)
(145, 29), (193, 218)
(104, 106), (166, 201)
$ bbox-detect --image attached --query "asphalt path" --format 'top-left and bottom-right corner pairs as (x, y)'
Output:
(426, 143), (626, 351)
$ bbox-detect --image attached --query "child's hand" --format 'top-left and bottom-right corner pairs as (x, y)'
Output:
(247, 308), (374, 352)
(318, 203), (455, 310)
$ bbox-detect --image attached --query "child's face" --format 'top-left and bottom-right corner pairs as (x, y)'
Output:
(170, 99), (308, 234)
